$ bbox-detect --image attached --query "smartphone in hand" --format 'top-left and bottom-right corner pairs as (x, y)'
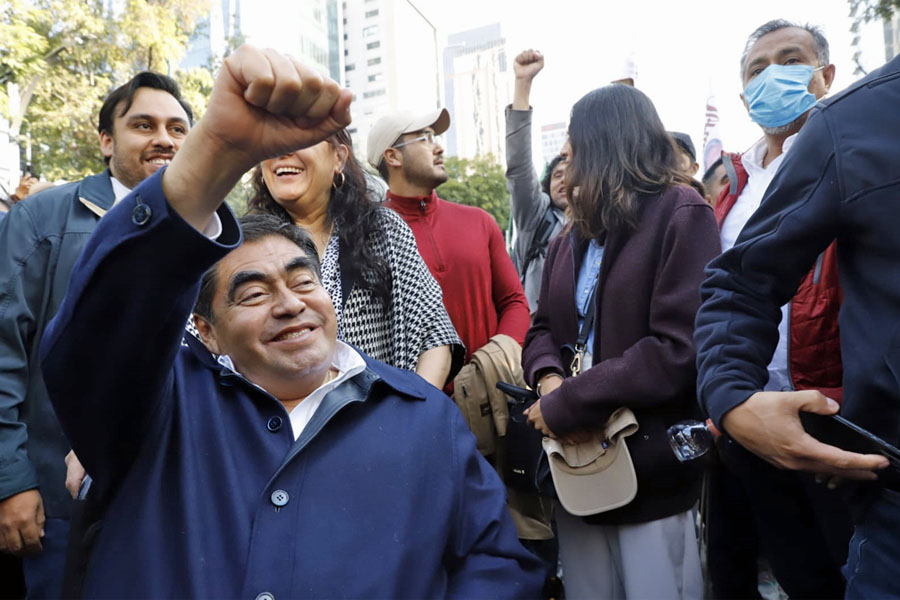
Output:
(800, 412), (900, 486)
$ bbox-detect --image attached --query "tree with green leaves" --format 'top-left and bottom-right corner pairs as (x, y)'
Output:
(1, 0), (212, 182)
(849, 0), (900, 74)
(850, 0), (899, 23)
(437, 154), (510, 233)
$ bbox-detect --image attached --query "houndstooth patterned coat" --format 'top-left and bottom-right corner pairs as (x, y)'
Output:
(327, 207), (462, 373)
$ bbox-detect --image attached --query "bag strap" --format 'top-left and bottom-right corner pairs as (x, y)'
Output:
(521, 205), (557, 279)
(570, 280), (599, 376)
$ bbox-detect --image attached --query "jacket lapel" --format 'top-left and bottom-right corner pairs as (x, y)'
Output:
(77, 170), (116, 219)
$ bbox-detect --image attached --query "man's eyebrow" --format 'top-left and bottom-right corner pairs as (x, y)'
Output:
(775, 45), (807, 59)
(226, 270), (269, 303)
(745, 56), (767, 75)
(125, 113), (190, 127)
(285, 256), (319, 279)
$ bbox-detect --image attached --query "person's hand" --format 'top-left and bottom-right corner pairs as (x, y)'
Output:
(65, 451), (87, 499)
(163, 44), (353, 230)
(13, 176), (38, 201)
(0, 489), (45, 555)
(200, 44), (352, 168)
(722, 390), (889, 479)
(513, 49), (544, 81)
(524, 398), (557, 438)
(524, 374), (563, 437)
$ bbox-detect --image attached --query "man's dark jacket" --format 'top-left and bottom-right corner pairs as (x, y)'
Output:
(714, 153), (843, 400)
(0, 171), (113, 516)
(523, 185), (721, 524)
(40, 171), (543, 598)
(696, 53), (900, 446)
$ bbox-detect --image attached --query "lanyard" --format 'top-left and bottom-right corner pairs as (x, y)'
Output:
(570, 280), (598, 377)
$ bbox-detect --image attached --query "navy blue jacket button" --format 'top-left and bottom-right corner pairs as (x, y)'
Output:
(255, 593), (275, 600)
(132, 202), (151, 225)
(270, 489), (289, 507)
(267, 416), (283, 432)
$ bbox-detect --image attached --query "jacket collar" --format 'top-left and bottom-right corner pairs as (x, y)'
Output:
(77, 170), (116, 218)
(185, 332), (428, 403)
(385, 189), (440, 216)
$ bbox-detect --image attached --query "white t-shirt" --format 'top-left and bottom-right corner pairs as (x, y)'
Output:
(719, 134), (798, 392)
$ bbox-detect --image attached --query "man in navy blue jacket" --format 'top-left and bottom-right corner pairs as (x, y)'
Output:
(39, 45), (542, 598)
(696, 53), (900, 598)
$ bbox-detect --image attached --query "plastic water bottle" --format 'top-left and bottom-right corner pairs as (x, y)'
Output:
(667, 419), (720, 462)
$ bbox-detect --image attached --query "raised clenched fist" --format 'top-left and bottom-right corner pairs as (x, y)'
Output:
(514, 49), (544, 82)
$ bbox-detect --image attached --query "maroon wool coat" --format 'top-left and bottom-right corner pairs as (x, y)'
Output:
(523, 185), (721, 525)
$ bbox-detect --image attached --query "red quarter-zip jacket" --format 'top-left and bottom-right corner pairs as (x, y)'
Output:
(385, 190), (529, 362)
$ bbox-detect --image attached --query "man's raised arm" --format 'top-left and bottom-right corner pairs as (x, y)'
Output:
(39, 46), (351, 487)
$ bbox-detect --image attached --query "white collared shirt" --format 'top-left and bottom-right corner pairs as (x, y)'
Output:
(720, 134), (798, 392)
(111, 175), (223, 239)
(217, 341), (368, 440)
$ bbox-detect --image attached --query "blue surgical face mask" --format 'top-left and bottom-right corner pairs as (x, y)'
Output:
(743, 64), (823, 128)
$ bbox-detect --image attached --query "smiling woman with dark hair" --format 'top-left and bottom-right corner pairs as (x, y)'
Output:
(247, 128), (463, 387)
(521, 84), (720, 599)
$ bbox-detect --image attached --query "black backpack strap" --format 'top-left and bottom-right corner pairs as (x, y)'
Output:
(722, 154), (740, 197)
(521, 205), (557, 279)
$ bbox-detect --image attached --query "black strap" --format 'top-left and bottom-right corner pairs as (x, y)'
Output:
(722, 153), (739, 196)
(576, 282), (598, 350)
(521, 206), (557, 279)
(571, 278), (599, 376)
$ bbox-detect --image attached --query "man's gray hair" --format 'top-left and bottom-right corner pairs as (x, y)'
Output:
(740, 19), (830, 78)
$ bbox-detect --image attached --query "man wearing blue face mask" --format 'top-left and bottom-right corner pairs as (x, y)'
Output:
(703, 20), (853, 600)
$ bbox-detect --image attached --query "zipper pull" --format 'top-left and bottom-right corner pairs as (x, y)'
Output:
(420, 199), (426, 212)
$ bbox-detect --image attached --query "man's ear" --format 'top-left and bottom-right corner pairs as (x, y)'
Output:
(383, 148), (403, 169)
(691, 162), (700, 176)
(821, 63), (836, 93)
(739, 91), (749, 113)
(99, 130), (114, 160)
(193, 314), (222, 355)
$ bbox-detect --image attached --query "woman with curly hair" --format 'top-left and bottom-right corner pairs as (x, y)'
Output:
(249, 128), (463, 386)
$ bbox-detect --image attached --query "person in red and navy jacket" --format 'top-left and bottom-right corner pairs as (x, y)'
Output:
(704, 19), (852, 600)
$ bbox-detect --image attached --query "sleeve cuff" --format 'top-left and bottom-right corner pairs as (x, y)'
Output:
(0, 458), (39, 502)
(701, 379), (760, 432)
(525, 354), (564, 388)
(202, 212), (224, 240)
(540, 381), (580, 435)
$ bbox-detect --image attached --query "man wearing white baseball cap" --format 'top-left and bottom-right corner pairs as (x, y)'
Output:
(368, 108), (530, 379)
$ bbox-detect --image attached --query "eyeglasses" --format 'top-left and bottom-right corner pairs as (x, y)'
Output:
(392, 131), (442, 149)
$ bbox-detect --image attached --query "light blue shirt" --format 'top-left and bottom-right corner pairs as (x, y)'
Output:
(575, 240), (604, 356)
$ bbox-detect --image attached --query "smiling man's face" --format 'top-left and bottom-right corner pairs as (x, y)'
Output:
(100, 87), (190, 189)
(195, 235), (337, 402)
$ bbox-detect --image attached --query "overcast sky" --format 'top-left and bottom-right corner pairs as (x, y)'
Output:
(418, 0), (888, 169)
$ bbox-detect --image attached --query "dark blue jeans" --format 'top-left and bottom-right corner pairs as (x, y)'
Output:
(21, 518), (68, 600)
(844, 488), (900, 598)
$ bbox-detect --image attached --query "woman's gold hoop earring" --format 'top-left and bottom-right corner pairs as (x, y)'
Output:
(332, 171), (346, 190)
